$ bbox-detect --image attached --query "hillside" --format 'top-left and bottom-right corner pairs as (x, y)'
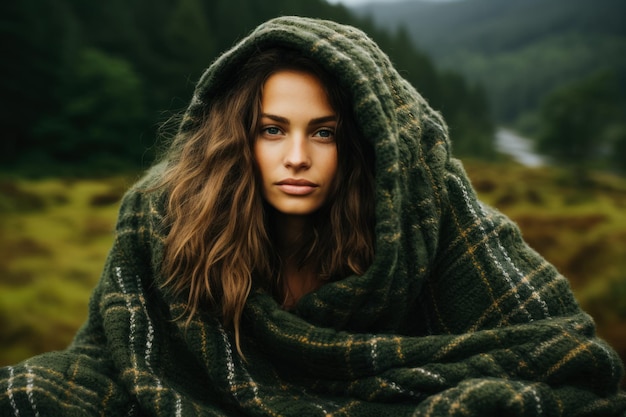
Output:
(355, 0), (626, 126)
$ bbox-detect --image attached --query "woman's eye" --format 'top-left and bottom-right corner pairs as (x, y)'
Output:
(262, 126), (281, 136)
(314, 129), (335, 140)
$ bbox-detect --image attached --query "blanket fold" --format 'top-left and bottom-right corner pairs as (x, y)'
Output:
(2, 15), (625, 417)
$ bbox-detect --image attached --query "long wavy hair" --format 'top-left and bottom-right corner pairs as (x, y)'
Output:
(158, 48), (375, 353)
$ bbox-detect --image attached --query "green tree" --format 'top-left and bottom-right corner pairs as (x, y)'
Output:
(537, 71), (621, 183)
(608, 126), (626, 173)
(0, 0), (80, 167)
(165, 0), (216, 78)
(30, 49), (148, 174)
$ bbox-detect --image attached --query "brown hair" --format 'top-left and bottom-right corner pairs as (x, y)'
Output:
(158, 48), (375, 353)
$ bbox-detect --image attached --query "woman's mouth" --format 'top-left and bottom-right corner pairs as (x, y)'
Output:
(275, 179), (318, 195)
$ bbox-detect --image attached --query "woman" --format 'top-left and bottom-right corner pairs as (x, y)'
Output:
(1, 16), (625, 416)
(157, 47), (375, 355)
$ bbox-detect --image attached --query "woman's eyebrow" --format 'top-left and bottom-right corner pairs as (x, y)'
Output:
(309, 115), (337, 125)
(261, 114), (337, 125)
(261, 113), (289, 124)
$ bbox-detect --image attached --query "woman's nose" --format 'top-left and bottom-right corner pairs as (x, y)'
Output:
(284, 135), (311, 169)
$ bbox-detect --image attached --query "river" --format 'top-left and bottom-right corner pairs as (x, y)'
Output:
(495, 128), (547, 167)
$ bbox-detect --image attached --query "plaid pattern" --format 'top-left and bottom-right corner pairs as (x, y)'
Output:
(2, 16), (625, 416)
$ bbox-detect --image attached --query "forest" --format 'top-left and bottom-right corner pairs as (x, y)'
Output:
(1, 0), (493, 177)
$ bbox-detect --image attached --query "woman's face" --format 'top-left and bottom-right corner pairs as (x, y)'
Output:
(254, 70), (338, 216)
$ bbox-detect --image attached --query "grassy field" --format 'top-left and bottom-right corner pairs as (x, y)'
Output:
(1, 161), (625, 386)
(0, 175), (133, 364)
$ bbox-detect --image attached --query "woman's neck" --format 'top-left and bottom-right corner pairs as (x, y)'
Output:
(271, 213), (323, 309)
(272, 214), (310, 256)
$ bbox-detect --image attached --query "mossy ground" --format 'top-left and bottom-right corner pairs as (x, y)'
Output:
(0, 176), (131, 364)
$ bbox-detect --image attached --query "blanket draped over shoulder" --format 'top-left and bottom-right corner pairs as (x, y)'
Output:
(2, 16), (625, 417)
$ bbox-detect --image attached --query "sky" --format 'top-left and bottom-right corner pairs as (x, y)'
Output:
(326, 0), (457, 6)
(326, 0), (403, 5)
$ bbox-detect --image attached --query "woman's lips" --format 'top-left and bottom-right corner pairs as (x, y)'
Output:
(275, 179), (318, 195)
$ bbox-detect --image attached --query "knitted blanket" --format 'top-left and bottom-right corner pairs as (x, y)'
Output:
(2, 16), (625, 416)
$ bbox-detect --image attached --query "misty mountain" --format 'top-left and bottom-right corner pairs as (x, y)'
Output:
(354, 0), (626, 126)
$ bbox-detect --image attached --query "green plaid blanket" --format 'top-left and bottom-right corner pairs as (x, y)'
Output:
(2, 16), (625, 417)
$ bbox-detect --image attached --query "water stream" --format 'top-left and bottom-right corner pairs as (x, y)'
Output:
(495, 128), (547, 167)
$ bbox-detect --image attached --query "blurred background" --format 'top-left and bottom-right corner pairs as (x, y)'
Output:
(1, 0), (625, 386)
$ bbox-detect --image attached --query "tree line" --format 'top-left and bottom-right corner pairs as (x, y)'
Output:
(1, 0), (493, 177)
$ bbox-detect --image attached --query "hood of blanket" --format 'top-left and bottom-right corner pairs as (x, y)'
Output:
(178, 16), (451, 334)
